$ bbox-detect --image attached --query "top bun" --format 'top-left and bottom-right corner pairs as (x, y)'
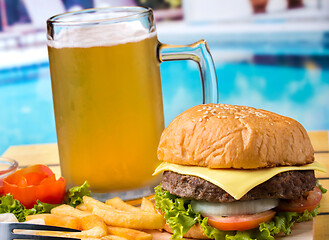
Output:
(157, 104), (314, 169)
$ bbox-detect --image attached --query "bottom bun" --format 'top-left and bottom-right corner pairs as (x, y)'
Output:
(164, 223), (209, 239)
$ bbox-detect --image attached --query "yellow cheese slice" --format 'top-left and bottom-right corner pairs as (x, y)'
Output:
(153, 161), (327, 200)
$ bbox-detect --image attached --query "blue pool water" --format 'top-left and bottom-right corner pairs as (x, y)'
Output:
(0, 52), (329, 154)
(0, 64), (56, 153)
(162, 57), (329, 130)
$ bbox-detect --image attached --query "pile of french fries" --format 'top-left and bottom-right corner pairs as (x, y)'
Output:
(26, 196), (165, 240)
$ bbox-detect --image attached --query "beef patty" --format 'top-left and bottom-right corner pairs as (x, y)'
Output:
(161, 170), (316, 203)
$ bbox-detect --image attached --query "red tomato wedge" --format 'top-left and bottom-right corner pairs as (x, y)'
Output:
(3, 165), (66, 208)
(277, 187), (322, 213)
(205, 210), (276, 231)
(0, 182), (4, 195)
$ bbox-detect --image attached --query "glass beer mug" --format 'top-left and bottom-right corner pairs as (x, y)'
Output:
(47, 7), (218, 200)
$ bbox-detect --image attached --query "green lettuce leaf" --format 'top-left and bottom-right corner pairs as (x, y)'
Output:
(0, 182), (91, 222)
(200, 217), (231, 240)
(258, 206), (319, 239)
(64, 181), (91, 207)
(296, 205), (319, 222)
(0, 194), (60, 222)
(155, 185), (321, 240)
(154, 185), (200, 239)
(0, 194), (29, 222)
(316, 180), (327, 194)
(31, 200), (59, 214)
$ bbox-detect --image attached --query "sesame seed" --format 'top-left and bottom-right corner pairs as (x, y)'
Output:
(197, 109), (202, 111)
(222, 116), (228, 118)
(198, 118), (202, 122)
(204, 111), (209, 114)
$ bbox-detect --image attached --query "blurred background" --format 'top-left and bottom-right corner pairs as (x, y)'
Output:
(0, 0), (329, 154)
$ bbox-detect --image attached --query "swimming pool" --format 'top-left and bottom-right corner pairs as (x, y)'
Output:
(162, 53), (329, 128)
(0, 49), (329, 154)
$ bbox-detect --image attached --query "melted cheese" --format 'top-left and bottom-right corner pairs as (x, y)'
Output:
(153, 161), (327, 200)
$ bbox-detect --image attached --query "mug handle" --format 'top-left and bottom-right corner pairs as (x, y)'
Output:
(158, 39), (219, 104)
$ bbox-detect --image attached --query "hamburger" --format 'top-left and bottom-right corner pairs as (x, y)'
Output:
(153, 104), (327, 239)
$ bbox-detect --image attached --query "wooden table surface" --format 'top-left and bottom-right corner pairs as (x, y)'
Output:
(2, 131), (329, 240)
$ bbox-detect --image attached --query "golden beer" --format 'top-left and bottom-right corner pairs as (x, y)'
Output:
(48, 34), (164, 191)
(47, 7), (218, 196)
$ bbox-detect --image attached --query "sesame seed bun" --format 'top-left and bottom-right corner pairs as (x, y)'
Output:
(157, 104), (314, 169)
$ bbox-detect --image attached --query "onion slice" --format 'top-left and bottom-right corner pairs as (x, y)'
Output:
(0, 213), (18, 222)
(191, 199), (279, 216)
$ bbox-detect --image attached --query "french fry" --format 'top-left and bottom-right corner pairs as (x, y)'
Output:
(93, 206), (164, 230)
(79, 214), (108, 231)
(140, 198), (158, 214)
(26, 214), (80, 230)
(84, 196), (164, 229)
(84, 196), (116, 212)
(37, 226), (107, 238)
(51, 204), (106, 230)
(108, 226), (152, 240)
(50, 204), (108, 237)
(125, 194), (155, 206)
(77, 239), (99, 240)
(76, 239), (99, 240)
(105, 197), (141, 212)
(51, 204), (90, 218)
(101, 235), (128, 240)
(76, 203), (89, 212)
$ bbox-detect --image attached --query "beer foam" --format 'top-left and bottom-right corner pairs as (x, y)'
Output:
(48, 21), (156, 48)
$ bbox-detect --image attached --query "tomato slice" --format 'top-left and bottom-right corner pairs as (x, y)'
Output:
(205, 210), (276, 231)
(3, 164), (66, 208)
(277, 187), (322, 213)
